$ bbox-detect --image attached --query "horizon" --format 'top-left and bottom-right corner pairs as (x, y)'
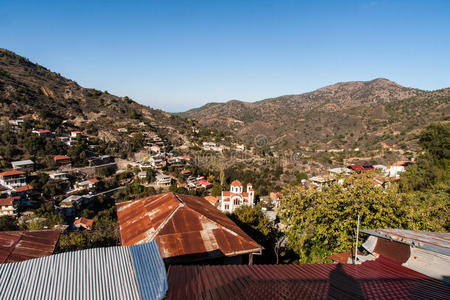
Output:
(2, 0), (450, 112)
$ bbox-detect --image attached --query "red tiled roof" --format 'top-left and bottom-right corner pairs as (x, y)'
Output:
(116, 193), (262, 261)
(0, 230), (61, 263)
(230, 180), (242, 186)
(14, 185), (33, 192)
(0, 170), (25, 177)
(88, 179), (100, 184)
(36, 129), (51, 133)
(166, 256), (450, 299)
(53, 155), (71, 161)
(204, 196), (219, 205)
(0, 196), (20, 206)
(74, 217), (94, 229)
(197, 179), (212, 186)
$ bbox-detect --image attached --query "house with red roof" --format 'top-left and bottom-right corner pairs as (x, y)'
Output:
(220, 180), (255, 213)
(0, 196), (20, 216)
(74, 217), (94, 230)
(32, 129), (52, 138)
(53, 155), (71, 166)
(0, 170), (26, 189)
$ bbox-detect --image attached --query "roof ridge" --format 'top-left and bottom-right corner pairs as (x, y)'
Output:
(177, 195), (260, 248)
(148, 194), (184, 241)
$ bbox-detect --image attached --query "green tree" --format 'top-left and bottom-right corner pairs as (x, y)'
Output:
(230, 205), (279, 263)
(280, 173), (410, 263)
(211, 182), (222, 197)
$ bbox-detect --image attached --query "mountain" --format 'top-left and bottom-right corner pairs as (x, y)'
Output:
(0, 48), (191, 142)
(181, 79), (450, 152)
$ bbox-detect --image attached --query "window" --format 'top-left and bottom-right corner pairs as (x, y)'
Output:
(224, 205), (229, 210)
(234, 198), (240, 206)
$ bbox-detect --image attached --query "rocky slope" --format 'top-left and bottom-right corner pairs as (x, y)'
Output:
(181, 79), (450, 152)
(0, 48), (193, 142)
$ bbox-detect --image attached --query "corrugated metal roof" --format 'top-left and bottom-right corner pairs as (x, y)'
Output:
(0, 241), (167, 300)
(116, 193), (262, 261)
(0, 230), (61, 263)
(361, 229), (450, 256)
(166, 256), (450, 299)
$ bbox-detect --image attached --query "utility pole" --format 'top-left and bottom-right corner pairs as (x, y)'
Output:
(354, 214), (360, 264)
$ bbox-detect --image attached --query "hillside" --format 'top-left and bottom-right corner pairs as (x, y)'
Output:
(0, 48), (192, 142)
(181, 79), (450, 153)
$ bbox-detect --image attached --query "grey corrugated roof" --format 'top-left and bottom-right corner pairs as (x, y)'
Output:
(0, 241), (167, 300)
(361, 229), (450, 256)
(11, 160), (34, 166)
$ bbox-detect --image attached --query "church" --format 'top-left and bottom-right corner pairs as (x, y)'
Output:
(220, 180), (254, 213)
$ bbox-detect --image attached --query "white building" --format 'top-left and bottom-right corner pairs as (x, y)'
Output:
(0, 170), (27, 189)
(155, 174), (172, 187)
(0, 196), (19, 216)
(220, 180), (255, 213)
(11, 160), (35, 172)
(49, 172), (69, 181)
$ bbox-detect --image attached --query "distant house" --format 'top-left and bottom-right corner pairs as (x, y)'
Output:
(196, 179), (212, 189)
(0, 196), (19, 216)
(75, 179), (99, 191)
(116, 193), (262, 265)
(70, 131), (82, 138)
(49, 172), (69, 181)
(13, 184), (33, 194)
(155, 174), (172, 187)
(385, 161), (412, 178)
(269, 192), (282, 208)
(32, 129), (52, 138)
(11, 160), (34, 172)
(0, 170), (27, 189)
(149, 156), (166, 169)
(202, 142), (223, 152)
(137, 171), (147, 179)
(150, 145), (161, 153)
(74, 217), (94, 230)
(59, 195), (93, 216)
(221, 180), (255, 213)
(236, 144), (245, 151)
(347, 164), (374, 173)
(328, 167), (352, 176)
(53, 155), (71, 166)
(309, 175), (335, 188)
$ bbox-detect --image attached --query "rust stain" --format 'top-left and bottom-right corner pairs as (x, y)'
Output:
(0, 230), (61, 263)
(116, 192), (262, 260)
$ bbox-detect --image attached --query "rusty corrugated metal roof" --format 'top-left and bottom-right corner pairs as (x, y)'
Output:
(0, 230), (61, 263)
(166, 256), (450, 299)
(361, 229), (450, 256)
(116, 193), (262, 261)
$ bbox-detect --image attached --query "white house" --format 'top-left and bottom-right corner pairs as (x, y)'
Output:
(0, 196), (19, 216)
(11, 160), (35, 172)
(155, 174), (172, 187)
(220, 180), (254, 213)
(0, 170), (27, 189)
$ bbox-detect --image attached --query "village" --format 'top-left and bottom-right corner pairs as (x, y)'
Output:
(0, 116), (416, 228)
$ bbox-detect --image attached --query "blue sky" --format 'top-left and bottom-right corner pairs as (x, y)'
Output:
(1, 1), (449, 112)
